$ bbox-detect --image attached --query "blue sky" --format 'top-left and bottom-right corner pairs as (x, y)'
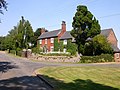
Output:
(0, 0), (120, 48)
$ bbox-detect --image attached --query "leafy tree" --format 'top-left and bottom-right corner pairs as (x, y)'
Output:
(93, 35), (113, 55)
(67, 40), (77, 55)
(0, 0), (7, 14)
(16, 16), (34, 49)
(0, 0), (7, 22)
(71, 5), (101, 54)
(0, 36), (5, 50)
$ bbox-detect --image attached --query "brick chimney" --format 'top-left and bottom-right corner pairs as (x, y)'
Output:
(61, 21), (66, 32)
(41, 28), (46, 34)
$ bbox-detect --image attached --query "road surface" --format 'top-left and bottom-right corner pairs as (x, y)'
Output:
(0, 51), (120, 90)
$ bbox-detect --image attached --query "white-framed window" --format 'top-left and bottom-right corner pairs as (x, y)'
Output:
(45, 39), (47, 44)
(50, 46), (54, 52)
(51, 38), (54, 43)
(39, 39), (42, 44)
(63, 48), (66, 53)
(116, 53), (120, 59)
(63, 39), (67, 45)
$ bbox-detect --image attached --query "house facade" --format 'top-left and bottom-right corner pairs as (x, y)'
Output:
(101, 28), (120, 62)
(38, 21), (74, 52)
(38, 22), (120, 62)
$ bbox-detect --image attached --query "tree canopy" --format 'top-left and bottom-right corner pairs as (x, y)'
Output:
(0, 0), (7, 14)
(71, 5), (101, 54)
(1, 16), (34, 52)
(93, 35), (113, 55)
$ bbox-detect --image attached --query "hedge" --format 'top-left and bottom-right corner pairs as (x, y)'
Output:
(80, 54), (114, 63)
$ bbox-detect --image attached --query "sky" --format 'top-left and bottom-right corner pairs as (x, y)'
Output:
(0, 0), (120, 48)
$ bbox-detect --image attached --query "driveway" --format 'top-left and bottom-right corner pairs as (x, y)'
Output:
(0, 51), (120, 90)
(0, 52), (54, 90)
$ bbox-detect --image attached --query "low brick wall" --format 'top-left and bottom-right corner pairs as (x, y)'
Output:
(30, 54), (80, 63)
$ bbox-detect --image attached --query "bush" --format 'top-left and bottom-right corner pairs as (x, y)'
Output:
(32, 47), (42, 54)
(67, 40), (77, 55)
(16, 48), (22, 56)
(80, 54), (114, 63)
(10, 50), (16, 54)
(43, 53), (71, 56)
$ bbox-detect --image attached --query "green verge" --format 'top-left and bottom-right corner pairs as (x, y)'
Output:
(38, 66), (120, 90)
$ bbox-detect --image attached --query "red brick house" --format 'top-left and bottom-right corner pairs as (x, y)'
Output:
(38, 22), (120, 62)
(38, 21), (72, 52)
(101, 28), (120, 62)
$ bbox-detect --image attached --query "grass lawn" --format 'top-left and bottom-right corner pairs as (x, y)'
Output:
(38, 66), (120, 90)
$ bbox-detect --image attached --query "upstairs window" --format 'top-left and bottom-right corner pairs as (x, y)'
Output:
(39, 39), (42, 44)
(51, 38), (54, 43)
(116, 53), (120, 59)
(63, 39), (67, 45)
(45, 39), (47, 44)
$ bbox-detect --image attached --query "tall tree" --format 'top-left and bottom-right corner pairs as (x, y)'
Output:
(0, 0), (7, 14)
(16, 16), (34, 49)
(0, 0), (7, 22)
(71, 5), (101, 54)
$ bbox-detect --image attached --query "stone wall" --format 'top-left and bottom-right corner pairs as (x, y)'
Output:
(30, 54), (80, 63)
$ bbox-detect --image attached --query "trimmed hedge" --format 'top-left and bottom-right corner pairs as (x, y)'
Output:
(9, 48), (22, 56)
(80, 54), (114, 63)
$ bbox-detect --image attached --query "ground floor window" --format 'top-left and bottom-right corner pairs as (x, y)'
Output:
(50, 46), (54, 52)
(63, 48), (66, 53)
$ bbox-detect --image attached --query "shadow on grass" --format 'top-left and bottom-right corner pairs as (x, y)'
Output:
(0, 75), (52, 90)
(0, 62), (18, 73)
(0, 73), (119, 90)
(39, 74), (119, 90)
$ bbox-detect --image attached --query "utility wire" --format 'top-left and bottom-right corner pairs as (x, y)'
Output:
(98, 13), (120, 19)
(42, 13), (120, 28)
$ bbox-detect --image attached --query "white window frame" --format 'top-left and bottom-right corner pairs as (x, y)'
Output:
(50, 46), (54, 52)
(51, 38), (54, 43)
(63, 39), (67, 45)
(116, 53), (119, 59)
(39, 39), (42, 44)
(63, 48), (66, 53)
(45, 39), (47, 44)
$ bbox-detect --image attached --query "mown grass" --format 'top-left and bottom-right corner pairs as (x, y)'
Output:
(38, 66), (120, 90)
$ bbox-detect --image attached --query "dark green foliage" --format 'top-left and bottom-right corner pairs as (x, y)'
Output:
(93, 35), (113, 55)
(54, 38), (59, 51)
(43, 53), (71, 56)
(71, 5), (101, 54)
(32, 46), (42, 54)
(0, 0), (7, 17)
(66, 40), (77, 55)
(1, 16), (34, 56)
(16, 48), (22, 56)
(59, 41), (64, 52)
(80, 54), (114, 63)
(0, 36), (6, 50)
(84, 41), (94, 56)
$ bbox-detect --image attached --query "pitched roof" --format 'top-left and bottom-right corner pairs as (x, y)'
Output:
(111, 45), (120, 53)
(100, 28), (112, 38)
(60, 31), (73, 40)
(38, 29), (61, 39)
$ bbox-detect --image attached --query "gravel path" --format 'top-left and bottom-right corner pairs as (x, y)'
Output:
(0, 51), (120, 90)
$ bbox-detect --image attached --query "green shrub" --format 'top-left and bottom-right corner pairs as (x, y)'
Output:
(80, 54), (114, 63)
(67, 40), (77, 55)
(54, 38), (59, 51)
(10, 50), (16, 54)
(44, 53), (71, 56)
(16, 48), (22, 56)
(32, 46), (42, 54)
